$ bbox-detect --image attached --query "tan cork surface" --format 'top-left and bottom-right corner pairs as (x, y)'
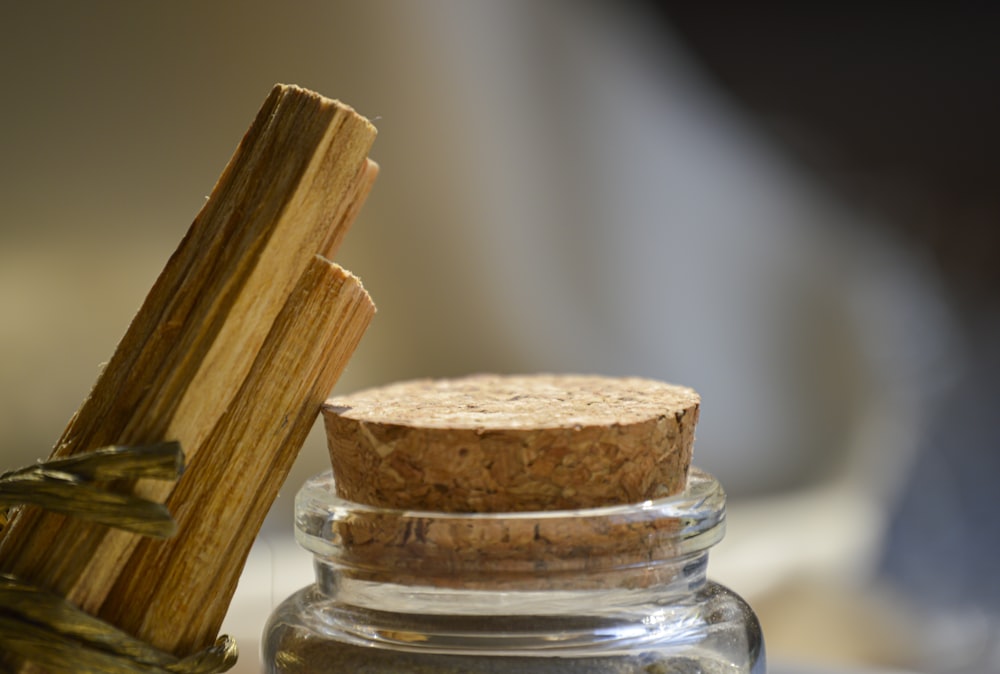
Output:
(322, 373), (700, 512)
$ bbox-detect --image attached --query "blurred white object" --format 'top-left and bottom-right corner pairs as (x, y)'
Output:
(400, 0), (954, 498)
(224, 1), (955, 670)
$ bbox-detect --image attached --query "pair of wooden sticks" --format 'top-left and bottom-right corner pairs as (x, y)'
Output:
(0, 84), (379, 669)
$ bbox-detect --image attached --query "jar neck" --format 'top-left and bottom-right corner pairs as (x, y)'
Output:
(295, 467), (726, 612)
(312, 549), (712, 616)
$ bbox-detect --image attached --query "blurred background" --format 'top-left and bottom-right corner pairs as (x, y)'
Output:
(1, 2), (998, 672)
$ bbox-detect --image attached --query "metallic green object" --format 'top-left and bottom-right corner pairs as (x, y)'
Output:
(0, 443), (184, 537)
(0, 442), (238, 673)
(0, 574), (237, 673)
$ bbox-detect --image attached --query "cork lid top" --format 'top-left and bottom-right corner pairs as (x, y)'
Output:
(322, 373), (700, 512)
(324, 374), (699, 430)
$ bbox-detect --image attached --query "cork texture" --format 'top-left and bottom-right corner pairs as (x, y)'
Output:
(321, 373), (700, 512)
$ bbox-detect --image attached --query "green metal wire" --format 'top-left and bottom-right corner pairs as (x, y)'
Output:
(0, 443), (238, 673)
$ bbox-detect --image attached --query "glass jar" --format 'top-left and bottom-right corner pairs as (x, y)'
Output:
(263, 467), (765, 673)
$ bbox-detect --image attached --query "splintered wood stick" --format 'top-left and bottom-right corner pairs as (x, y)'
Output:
(322, 157), (379, 259)
(102, 257), (374, 654)
(0, 84), (378, 662)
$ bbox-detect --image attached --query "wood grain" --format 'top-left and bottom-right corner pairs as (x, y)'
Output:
(0, 84), (377, 663)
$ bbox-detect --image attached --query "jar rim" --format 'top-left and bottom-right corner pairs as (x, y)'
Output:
(295, 466), (726, 565)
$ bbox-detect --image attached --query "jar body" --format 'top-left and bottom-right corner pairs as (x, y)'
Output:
(264, 579), (763, 673)
(263, 468), (765, 673)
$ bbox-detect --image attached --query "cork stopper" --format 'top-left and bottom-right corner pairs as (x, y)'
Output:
(321, 373), (700, 512)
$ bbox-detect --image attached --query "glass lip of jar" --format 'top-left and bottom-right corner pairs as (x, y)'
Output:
(294, 466), (727, 562)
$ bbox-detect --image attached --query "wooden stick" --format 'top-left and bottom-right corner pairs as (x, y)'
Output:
(101, 257), (373, 654)
(0, 84), (377, 661)
(323, 158), (379, 259)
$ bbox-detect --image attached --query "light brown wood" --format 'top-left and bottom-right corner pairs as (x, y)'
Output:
(322, 374), (700, 512)
(101, 257), (374, 654)
(0, 84), (378, 662)
(323, 158), (379, 259)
